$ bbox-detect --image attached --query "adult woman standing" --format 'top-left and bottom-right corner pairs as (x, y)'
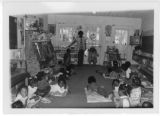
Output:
(68, 31), (86, 66)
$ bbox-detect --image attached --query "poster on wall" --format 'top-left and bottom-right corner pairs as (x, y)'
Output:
(48, 24), (56, 35)
(105, 25), (112, 37)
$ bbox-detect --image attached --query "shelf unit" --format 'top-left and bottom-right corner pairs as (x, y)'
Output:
(54, 47), (78, 64)
(132, 51), (153, 83)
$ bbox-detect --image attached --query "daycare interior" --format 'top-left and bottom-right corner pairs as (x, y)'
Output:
(10, 10), (154, 108)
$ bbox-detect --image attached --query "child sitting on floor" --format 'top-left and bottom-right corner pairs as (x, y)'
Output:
(14, 86), (28, 107)
(12, 100), (24, 108)
(112, 79), (120, 98)
(36, 71), (51, 97)
(129, 76), (142, 107)
(50, 75), (69, 97)
(53, 60), (70, 80)
(28, 78), (38, 99)
(27, 78), (41, 108)
(116, 83), (130, 108)
(120, 61), (132, 80)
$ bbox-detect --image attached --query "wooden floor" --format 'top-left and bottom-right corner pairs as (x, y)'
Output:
(37, 65), (115, 108)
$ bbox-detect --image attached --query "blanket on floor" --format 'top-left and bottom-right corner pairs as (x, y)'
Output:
(84, 88), (112, 103)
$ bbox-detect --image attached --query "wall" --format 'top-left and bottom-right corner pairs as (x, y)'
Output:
(48, 14), (142, 65)
(141, 11), (154, 36)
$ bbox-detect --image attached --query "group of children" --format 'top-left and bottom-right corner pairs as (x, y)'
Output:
(93, 61), (153, 108)
(12, 70), (70, 108)
(12, 52), (153, 108)
(12, 48), (74, 108)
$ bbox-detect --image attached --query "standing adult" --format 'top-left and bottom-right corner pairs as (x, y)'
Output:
(68, 31), (86, 66)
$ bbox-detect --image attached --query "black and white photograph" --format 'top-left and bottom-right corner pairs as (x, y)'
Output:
(2, 0), (160, 114)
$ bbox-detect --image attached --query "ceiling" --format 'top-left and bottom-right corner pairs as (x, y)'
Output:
(54, 10), (154, 19)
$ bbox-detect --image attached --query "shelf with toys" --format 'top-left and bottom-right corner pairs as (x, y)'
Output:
(132, 49), (153, 84)
(54, 46), (78, 64)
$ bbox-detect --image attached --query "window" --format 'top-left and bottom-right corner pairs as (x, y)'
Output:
(60, 27), (76, 42)
(115, 29), (128, 45)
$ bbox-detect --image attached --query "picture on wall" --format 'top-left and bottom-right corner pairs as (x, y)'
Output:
(48, 24), (56, 35)
(105, 25), (112, 37)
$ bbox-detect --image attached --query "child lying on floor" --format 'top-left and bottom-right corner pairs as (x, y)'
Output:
(87, 76), (112, 99)
(50, 75), (69, 97)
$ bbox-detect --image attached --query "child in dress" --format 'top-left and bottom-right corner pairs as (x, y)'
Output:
(116, 84), (130, 108)
(14, 86), (28, 107)
(129, 76), (142, 107)
(50, 75), (69, 97)
(12, 100), (24, 108)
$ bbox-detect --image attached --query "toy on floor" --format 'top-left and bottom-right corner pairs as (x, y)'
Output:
(40, 97), (52, 104)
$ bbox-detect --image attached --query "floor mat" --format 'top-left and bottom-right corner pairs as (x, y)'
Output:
(84, 88), (112, 103)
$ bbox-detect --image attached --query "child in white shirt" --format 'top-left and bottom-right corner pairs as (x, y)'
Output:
(50, 76), (68, 97)
(121, 61), (131, 80)
(28, 78), (38, 99)
(112, 79), (120, 105)
(14, 86), (28, 107)
(117, 84), (130, 108)
(129, 76), (142, 107)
